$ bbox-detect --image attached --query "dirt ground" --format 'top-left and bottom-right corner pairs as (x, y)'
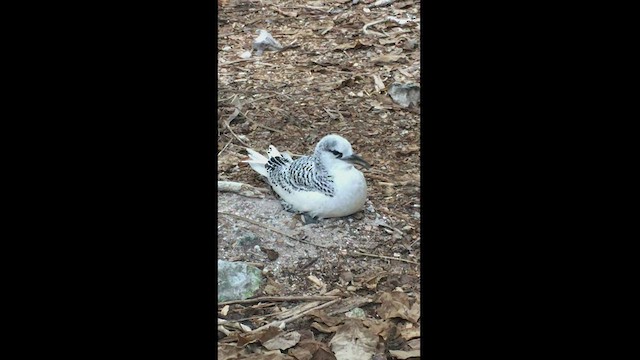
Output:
(217, 1), (420, 358)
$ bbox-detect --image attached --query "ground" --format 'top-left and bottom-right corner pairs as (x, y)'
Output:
(217, 1), (420, 359)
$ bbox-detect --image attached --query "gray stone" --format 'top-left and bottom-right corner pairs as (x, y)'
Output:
(217, 260), (263, 302)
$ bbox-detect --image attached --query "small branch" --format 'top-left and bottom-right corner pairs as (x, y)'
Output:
(218, 181), (269, 198)
(351, 251), (420, 265)
(363, 18), (389, 37)
(217, 137), (233, 157)
(219, 58), (259, 67)
(250, 298), (341, 333)
(218, 295), (340, 307)
(223, 108), (251, 147)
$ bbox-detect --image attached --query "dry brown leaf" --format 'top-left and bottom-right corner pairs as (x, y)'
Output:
(237, 326), (282, 347)
(399, 326), (420, 340)
(218, 343), (246, 360)
(310, 321), (341, 333)
(358, 272), (388, 290)
(362, 318), (395, 340)
(288, 347), (313, 360)
(393, 1), (414, 9)
(308, 309), (344, 327)
(262, 331), (301, 351)
(389, 350), (420, 359)
(372, 75), (385, 92)
(375, 291), (418, 322)
(290, 340), (335, 360)
(406, 338), (420, 349)
(248, 352), (297, 360)
(329, 320), (379, 360)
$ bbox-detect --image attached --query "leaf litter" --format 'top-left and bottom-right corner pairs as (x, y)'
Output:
(218, 0), (420, 358)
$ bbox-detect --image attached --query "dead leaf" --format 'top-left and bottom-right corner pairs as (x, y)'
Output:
(290, 340), (335, 360)
(308, 309), (344, 327)
(376, 291), (419, 323)
(310, 321), (341, 333)
(329, 320), (379, 360)
(372, 75), (385, 92)
(218, 343), (247, 360)
(389, 350), (420, 359)
(406, 338), (420, 349)
(262, 331), (301, 350)
(237, 326), (282, 347)
(399, 326), (420, 340)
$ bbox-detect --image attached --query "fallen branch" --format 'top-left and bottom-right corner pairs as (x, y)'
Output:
(219, 58), (259, 67)
(251, 298), (341, 332)
(218, 181), (269, 198)
(352, 251), (420, 265)
(223, 108), (251, 147)
(218, 295), (340, 306)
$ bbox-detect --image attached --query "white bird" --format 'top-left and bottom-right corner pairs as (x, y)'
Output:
(243, 134), (370, 222)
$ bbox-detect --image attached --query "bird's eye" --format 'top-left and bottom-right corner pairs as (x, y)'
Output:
(330, 150), (343, 158)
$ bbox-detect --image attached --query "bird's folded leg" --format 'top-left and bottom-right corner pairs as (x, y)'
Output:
(302, 213), (318, 225)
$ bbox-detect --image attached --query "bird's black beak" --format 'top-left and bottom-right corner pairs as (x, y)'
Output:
(343, 154), (371, 169)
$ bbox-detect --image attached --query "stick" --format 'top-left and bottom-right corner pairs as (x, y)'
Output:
(352, 251), (420, 265)
(250, 298), (341, 333)
(217, 137), (233, 157)
(218, 181), (269, 198)
(219, 58), (259, 67)
(218, 295), (340, 306)
(223, 108), (251, 147)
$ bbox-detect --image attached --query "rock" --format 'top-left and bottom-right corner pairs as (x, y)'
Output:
(388, 83), (420, 108)
(217, 260), (263, 302)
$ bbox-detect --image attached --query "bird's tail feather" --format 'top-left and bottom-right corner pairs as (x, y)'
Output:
(243, 148), (269, 177)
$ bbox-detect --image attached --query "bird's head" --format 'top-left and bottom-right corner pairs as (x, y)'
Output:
(314, 134), (371, 169)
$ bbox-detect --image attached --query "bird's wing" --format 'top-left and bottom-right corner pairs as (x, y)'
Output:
(266, 156), (335, 197)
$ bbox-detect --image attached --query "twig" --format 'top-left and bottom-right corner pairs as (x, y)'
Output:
(351, 251), (420, 265)
(218, 181), (269, 198)
(218, 295), (340, 306)
(223, 108), (251, 147)
(219, 58), (260, 67)
(218, 212), (331, 248)
(251, 298), (341, 332)
(363, 18), (389, 37)
(217, 137), (233, 157)
(242, 111), (284, 134)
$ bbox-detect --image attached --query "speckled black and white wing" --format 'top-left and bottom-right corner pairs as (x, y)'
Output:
(264, 152), (335, 197)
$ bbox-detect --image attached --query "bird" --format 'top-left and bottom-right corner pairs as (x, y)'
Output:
(252, 29), (283, 56)
(243, 134), (370, 222)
